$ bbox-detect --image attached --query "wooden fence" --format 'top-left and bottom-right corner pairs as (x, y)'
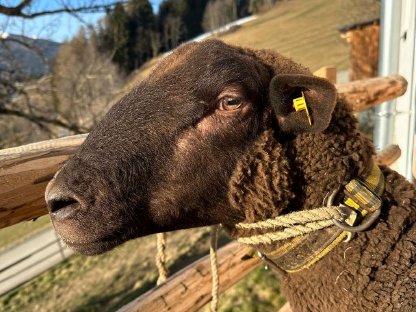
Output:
(0, 228), (73, 295)
(0, 72), (408, 311)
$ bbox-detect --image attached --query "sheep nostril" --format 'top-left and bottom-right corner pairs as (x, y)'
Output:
(46, 180), (81, 221)
(49, 198), (78, 213)
(47, 196), (80, 221)
(48, 196), (80, 221)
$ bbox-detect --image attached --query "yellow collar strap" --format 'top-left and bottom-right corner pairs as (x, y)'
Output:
(236, 162), (385, 273)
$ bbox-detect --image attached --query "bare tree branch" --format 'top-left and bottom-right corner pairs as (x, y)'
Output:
(0, 107), (87, 133)
(0, 1), (126, 19)
(0, 0), (124, 147)
(0, 0), (32, 16)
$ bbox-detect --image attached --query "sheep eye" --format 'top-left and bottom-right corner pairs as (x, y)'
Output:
(219, 97), (243, 111)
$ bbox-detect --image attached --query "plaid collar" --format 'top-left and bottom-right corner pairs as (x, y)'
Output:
(259, 162), (385, 273)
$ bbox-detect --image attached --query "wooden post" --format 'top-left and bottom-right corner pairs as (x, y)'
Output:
(118, 241), (260, 312)
(314, 66), (337, 83)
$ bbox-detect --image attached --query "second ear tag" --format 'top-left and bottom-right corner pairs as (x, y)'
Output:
(293, 91), (312, 126)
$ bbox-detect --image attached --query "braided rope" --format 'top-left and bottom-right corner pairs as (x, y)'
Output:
(210, 225), (219, 312)
(156, 232), (168, 285)
(236, 206), (344, 230)
(238, 220), (334, 245)
(236, 206), (345, 245)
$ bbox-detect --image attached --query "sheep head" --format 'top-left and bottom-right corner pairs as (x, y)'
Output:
(45, 40), (338, 255)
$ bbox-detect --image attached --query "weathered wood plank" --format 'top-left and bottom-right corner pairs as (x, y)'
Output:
(118, 241), (260, 312)
(0, 135), (87, 228)
(0, 75), (408, 229)
(337, 74), (407, 112)
(374, 144), (401, 167)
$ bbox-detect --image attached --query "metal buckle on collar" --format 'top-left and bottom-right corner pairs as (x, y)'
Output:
(257, 251), (282, 272)
(333, 209), (381, 232)
(326, 188), (381, 233)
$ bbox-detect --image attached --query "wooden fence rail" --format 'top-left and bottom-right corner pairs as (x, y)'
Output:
(0, 75), (407, 230)
(0, 135), (86, 228)
(119, 241), (260, 312)
(0, 228), (73, 296)
(337, 74), (407, 111)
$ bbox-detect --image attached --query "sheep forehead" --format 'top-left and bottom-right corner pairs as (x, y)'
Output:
(149, 42), (200, 80)
(149, 40), (250, 82)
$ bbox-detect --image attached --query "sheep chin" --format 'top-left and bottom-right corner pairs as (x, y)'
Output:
(62, 235), (128, 255)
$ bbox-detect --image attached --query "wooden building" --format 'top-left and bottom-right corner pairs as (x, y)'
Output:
(339, 18), (380, 81)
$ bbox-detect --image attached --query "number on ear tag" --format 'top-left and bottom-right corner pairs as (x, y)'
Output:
(293, 92), (312, 126)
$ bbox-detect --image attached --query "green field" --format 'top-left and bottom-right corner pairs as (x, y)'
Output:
(0, 0), (379, 311)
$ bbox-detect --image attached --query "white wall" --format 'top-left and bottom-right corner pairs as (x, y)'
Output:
(375, 0), (416, 181)
(391, 0), (416, 180)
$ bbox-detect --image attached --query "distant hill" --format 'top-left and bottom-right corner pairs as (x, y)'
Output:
(128, 0), (379, 89)
(0, 34), (60, 78)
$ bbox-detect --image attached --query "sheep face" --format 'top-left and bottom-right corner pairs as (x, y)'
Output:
(45, 40), (271, 254)
(45, 40), (336, 255)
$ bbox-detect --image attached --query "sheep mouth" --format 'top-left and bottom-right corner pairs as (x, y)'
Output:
(60, 233), (128, 255)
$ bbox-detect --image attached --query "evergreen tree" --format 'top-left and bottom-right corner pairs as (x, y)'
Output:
(180, 0), (209, 39)
(128, 0), (155, 69)
(99, 3), (131, 71)
(159, 0), (182, 50)
(237, 0), (250, 17)
(95, 0), (252, 73)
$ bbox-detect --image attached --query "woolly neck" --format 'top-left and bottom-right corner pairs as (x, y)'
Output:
(224, 99), (374, 253)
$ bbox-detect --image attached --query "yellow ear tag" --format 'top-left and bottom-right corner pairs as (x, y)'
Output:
(293, 91), (312, 126)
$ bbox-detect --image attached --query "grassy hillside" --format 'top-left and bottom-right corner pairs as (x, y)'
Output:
(130, 0), (379, 87)
(220, 0), (352, 71)
(0, 0), (380, 311)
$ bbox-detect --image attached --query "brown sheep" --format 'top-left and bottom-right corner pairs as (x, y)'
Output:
(45, 40), (416, 312)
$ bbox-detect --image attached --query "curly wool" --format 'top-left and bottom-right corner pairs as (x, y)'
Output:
(225, 94), (416, 311)
(226, 98), (372, 231)
(228, 129), (294, 223)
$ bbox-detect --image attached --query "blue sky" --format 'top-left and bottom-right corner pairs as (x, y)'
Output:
(0, 0), (162, 42)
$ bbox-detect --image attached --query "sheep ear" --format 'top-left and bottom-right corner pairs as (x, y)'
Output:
(269, 74), (337, 134)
